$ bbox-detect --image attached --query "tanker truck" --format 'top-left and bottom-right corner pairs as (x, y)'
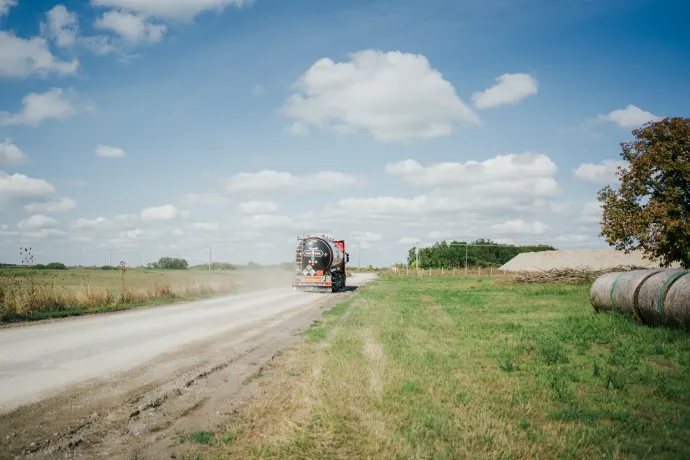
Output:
(292, 234), (350, 293)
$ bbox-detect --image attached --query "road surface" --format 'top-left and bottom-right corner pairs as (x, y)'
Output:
(0, 272), (376, 459)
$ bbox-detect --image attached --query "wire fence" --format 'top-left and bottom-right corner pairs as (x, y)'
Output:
(386, 266), (518, 277)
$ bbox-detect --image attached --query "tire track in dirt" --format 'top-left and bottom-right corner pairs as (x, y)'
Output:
(0, 274), (376, 460)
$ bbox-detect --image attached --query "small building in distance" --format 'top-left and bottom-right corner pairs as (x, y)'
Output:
(499, 248), (683, 272)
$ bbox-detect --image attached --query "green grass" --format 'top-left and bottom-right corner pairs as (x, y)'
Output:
(183, 275), (690, 459)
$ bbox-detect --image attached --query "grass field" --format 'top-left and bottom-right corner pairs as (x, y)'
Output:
(181, 274), (690, 459)
(0, 267), (292, 322)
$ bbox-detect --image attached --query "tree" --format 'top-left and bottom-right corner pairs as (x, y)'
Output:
(45, 262), (66, 270)
(404, 239), (555, 269)
(151, 257), (189, 270)
(598, 117), (690, 268)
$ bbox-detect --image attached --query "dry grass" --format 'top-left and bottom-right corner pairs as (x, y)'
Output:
(181, 275), (690, 459)
(0, 267), (292, 321)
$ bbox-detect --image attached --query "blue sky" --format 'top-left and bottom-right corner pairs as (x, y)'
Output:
(0, 0), (687, 267)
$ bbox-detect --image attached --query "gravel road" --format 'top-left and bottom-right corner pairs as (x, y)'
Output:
(0, 272), (377, 459)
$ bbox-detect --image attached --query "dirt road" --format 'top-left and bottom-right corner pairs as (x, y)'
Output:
(0, 273), (377, 459)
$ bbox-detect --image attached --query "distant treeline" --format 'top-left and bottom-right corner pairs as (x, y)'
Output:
(407, 239), (556, 269)
(0, 262), (66, 270)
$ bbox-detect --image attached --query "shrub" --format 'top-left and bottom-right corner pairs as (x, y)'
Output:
(45, 262), (66, 270)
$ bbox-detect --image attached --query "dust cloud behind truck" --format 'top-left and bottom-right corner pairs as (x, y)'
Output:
(292, 234), (350, 292)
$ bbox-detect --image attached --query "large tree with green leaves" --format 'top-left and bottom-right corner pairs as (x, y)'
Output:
(598, 117), (690, 268)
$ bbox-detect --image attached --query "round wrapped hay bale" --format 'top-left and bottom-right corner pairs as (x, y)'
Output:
(611, 269), (666, 320)
(590, 271), (625, 312)
(660, 270), (690, 330)
(637, 269), (689, 327)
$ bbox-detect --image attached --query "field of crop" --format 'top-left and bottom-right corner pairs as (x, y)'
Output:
(0, 267), (292, 322)
(181, 274), (690, 459)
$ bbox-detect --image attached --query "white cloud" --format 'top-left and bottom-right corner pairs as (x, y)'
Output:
(140, 204), (179, 221)
(37, 5), (121, 58)
(573, 159), (625, 184)
(319, 153), (564, 243)
(124, 228), (159, 240)
(576, 201), (603, 225)
(114, 213), (138, 223)
(329, 196), (427, 219)
(182, 192), (228, 205)
(397, 237), (420, 245)
(596, 105), (662, 129)
(385, 153), (560, 197)
(241, 214), (295, 230)
(24, 197), (76, 213)
(0, 31), (79, 79)
(472, 73), (538, 109)
(79, 34), (118, 56)
(90, 0), (255, 21)
(0, 170), (55, 202)
(22, 228), (66, 239)
(239, 200), (278, 214)
(95, 144), (126, 158)
(280, 49), (481, 143)
(18, 214), (58, 230)
(351, 231), (382, 243)
(71, 217), (111, 229)
(95, 10), (167, 44)
(190, 222), (219, 231)
(171, 228), (184, 236)
(491, 219), (551, 235)
(226, 170), (297, 193)
(41, 5), (79, 48)
(225, 170), (358, 194)
(0, 0), (17, 17)
(0, 223), (18, 236)
(285, 122), (309, 136)
(555, 234), (593, 244)
(252, 84), (266, 96)
(0, 137), (27, 164)
(351, 231), (382, 249)
(0, 88), (78, 127)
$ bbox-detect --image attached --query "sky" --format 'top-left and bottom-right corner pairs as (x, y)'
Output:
(0, 0), (688, 268)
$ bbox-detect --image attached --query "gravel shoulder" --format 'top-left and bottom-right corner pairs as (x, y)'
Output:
(0, 273), (377, 459)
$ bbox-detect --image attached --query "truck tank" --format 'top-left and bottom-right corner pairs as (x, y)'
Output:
(293, 235), (349, 293)
(300, 236), (344, 275)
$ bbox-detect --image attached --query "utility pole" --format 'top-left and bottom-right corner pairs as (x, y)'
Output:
(357, 242), (361, 270)
(415, 241), (420, 273)
(465, 244), (468, 276)
(209, 248), (212, 271)
(109, 248), (112, 267)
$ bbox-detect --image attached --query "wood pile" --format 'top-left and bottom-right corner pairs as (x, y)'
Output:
(513, 265), (648, 284)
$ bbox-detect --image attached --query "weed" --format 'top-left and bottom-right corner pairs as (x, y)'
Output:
(147, 275), (690, 458)
(0, 266), (282, 322)
(538, 337), (570, 365)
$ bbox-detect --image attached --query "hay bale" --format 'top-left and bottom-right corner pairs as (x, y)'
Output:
(589, 271), (625, 312)
(637, 269), (688, 326)
(660, 270), (690, 330)
(611, 269), (666, 320)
